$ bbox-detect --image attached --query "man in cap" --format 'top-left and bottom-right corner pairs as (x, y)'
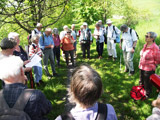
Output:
(106, 19), (121, 61)
(79, 22), (92, 59)
(39, 28), (58, 77)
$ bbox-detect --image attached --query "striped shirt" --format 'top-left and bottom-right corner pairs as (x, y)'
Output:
(29, 43), (42, 57)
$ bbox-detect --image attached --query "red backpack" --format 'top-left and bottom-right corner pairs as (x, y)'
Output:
(130, 85), (146, 101)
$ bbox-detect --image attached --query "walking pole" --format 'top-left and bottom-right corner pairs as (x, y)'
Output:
(120, 49), (122, 72)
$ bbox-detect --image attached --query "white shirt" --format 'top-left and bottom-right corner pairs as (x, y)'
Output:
(60, 31), (67, 40)
(121, 28), (138, 52)
(106, 25), (121, 40)
(79, 28), (92, 42)
(31, 28), (42, 37)
(94, 29), (104, 43)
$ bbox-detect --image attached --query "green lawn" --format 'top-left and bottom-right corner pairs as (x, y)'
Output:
(1, 0), (160, 120)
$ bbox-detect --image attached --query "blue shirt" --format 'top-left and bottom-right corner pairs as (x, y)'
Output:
(39, 33), (54, 50)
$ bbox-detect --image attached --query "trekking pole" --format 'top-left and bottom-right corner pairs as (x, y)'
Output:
(120, 49), (122, 72)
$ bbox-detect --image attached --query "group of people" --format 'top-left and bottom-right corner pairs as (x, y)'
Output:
(0, 18), (160, 120)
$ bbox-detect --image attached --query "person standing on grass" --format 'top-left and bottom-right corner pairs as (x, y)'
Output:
(120, 24), (137, 76)
(79, 22), (92, 59)
(106, 19), (121, 61)
(55, 64), (117, 120)
(29, 35), (43, 87)
(52, 28), (61, 67)
(98, 20), (107, 44)
(0, 55), (52, 120)
(60, 25), (69, 60)
(39, 28), (58, 77)
(71, 24), (77, 58)
(139, 32), (160, 98)
(61, 29), (75, 67)
(31, 23), (43, 37)
(93, 23), (104, 59)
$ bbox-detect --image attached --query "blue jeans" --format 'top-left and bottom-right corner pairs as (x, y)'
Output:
(33, 63), (42, 83)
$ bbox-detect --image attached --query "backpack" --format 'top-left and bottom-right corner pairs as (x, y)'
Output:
(130, 85), (146, 101)
(0, 89), (33, 120)
(130, 28), (139, 40)
(106, 26), (120, 43)
(61, 103), (108, 120)
(86, 28), (92, 43)
(27, 29), (38, 45)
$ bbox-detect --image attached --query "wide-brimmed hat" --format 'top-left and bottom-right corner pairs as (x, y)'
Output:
(106, 19), (113, 24)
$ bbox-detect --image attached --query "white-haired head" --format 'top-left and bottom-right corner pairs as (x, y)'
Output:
(8, 32), (19, 39)
(0, 56), (23, 80)
(63, 25), (68, 30)
(31, 34), (40, 43)
(45, 28), (52, 32)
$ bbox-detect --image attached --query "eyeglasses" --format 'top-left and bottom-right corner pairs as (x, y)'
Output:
(67, 32), (71, 34)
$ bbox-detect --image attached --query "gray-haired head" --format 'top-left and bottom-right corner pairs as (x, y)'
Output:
(147, 32), (157, 40)
(0, 37), (17, 50)
(31, 34), (40, 43)
(8, 32), (19, 39)
(52, 28), (59, 35)
(120, 24), (128, 32)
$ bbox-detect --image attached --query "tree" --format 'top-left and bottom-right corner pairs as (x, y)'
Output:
(0, 0), (70, 33)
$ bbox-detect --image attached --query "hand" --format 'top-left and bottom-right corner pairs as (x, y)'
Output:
(24, 67), (32, 72)
(24, 60), (30, 65)
(131, 48), (135, 53)
(119, 44), (122, 49)
(35, 48), (38, 53)
(50, 45), (54, 48)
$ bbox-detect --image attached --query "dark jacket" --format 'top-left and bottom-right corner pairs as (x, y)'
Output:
(2, 83), (52, 120)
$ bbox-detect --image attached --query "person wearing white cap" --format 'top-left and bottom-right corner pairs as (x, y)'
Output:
(106, 19), (121, 61)
(79, 22), (92, 59)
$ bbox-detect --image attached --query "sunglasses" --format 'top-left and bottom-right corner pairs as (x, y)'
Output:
(67, 32), (71, 34)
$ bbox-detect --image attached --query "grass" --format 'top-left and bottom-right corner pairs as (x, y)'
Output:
(1, 0), (160, 120)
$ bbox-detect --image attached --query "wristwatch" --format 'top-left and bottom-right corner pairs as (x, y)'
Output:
(133, 47), (135, 50)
